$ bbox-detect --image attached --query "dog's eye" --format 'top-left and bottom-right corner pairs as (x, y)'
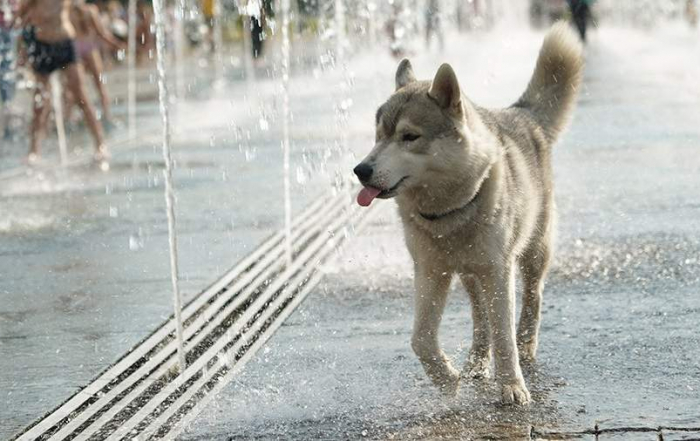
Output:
(402, 133), (421, 142)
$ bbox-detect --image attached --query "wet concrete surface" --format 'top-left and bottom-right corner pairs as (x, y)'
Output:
(178, 25), (700, 440)
(1, 20), (700, 440)
(0, 46), (358, 438)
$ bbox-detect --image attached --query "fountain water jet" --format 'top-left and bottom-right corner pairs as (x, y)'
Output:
(127, 0), (136, 139)
(152, 0), (186, 374)
(281, 0), (292, 267)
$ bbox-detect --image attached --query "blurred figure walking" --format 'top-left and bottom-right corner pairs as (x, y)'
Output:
(0, 0), (17, 140)
(245, 0), (273, 60)
(68, 0), (124, 130)
(567, 0), (591, 42)
(16, 0), (107, 163)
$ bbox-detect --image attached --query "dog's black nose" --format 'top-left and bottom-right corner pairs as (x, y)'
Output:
(353, 163), (373, 182)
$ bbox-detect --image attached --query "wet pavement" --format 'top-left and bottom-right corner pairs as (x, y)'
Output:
(177, 25), (700, 440)
(2, 20), (700, 441)
(0, 43), (356, 438)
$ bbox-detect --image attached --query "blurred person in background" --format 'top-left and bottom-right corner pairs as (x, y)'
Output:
(567, 0), (592, 41)
(252, 0), (273, 60)
(687, 0), (698, 28)
(100, 0), (128, 66)
(15, 0), (107, 163)
(1, 0), (18, 140)
(67, 0), (124, 130)
(135, 0), (153, 65)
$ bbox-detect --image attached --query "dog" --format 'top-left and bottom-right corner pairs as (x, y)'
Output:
(353, 22), (583, 404)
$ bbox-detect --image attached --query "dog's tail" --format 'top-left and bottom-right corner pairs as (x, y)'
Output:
(514, 22), (584, 142)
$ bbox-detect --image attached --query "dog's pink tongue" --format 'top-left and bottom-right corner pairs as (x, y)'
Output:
(357, 186), (382, 207)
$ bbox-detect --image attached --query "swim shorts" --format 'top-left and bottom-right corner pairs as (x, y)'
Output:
(23, 27), (77, 76)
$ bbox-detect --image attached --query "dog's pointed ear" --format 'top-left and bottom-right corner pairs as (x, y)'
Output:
(429, 63), (462, 112)
(395, 59), (417, 91)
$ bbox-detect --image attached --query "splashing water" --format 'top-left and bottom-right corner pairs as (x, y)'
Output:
(152, 0), (186, 374)
(281, 0), (292, 268)
(127, 0), (137, 138)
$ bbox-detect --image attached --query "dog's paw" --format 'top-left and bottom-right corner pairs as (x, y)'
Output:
(438, 377), (460, 397)
(517, 342), (537, 364)
(463, 354), (491, 381)
(435, 367), (461, 397)
(499, 381), (531, 405)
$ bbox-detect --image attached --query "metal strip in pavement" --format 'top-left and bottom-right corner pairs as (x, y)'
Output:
(103, 200), (364, 440)
(11, 189), (351, 441)
(58, 196), (350, 441)
(159, 202), (384, 441)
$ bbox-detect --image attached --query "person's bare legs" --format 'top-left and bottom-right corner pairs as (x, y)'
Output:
(84, 50), (112, 122)
(63, 62), (107, 158)
(28, 74), (52, 161)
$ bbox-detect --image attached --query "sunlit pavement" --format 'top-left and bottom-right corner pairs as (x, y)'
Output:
(178, 26), (700, 440)
(2, 22), (700, 440)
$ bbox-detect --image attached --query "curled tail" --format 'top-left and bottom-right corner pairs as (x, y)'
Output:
(514, 22), (584, 142)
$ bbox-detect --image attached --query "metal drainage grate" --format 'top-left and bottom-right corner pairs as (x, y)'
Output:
(13, 189), (380, 441)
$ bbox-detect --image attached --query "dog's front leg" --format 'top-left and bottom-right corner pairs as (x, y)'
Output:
(460, 274), (491, 380)
(481, 262), (531, 405)
(411, 264), (460, 396)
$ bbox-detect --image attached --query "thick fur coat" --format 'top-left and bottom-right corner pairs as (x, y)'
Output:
(354, 23), (584, 404)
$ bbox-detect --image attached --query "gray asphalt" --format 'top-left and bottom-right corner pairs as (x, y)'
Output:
(178, 25), (700, 440)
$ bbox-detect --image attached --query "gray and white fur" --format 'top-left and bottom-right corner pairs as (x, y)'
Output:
(353, 22), (583, 404)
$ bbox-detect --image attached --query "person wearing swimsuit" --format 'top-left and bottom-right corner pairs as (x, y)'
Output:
(68, 0), (123, 128)
(15, 0), (107, 163)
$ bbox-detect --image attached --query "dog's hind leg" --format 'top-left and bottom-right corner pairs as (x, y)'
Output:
(460, 274), (491, 380)
(517, 234), (552, 362)
(412, 264), (460, 396)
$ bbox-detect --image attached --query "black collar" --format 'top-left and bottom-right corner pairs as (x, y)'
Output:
(418, 187), (482, 221)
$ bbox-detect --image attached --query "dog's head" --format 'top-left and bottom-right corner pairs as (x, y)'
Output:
(354, 59), (494, 208)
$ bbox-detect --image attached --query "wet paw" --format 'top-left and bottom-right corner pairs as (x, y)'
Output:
(463, 355), (491, 381)
(500, 381), (531, 405)
(432, 366), (461, 397)
(517, 341), (538, 363)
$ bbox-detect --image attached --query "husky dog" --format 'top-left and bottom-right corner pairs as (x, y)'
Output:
(353, 23), (583, 404)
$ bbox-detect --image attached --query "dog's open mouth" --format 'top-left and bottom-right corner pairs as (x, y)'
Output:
(357, 177), (408, 207)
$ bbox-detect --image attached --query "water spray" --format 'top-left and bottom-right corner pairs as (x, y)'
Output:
(281, 0), (292, 268)
(127, 0), (136, 139)
(152, 0), (187, 375)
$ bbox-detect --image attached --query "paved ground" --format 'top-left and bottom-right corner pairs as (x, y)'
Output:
(0, 40), (352, 438)
(178, 25), (700, 440)
(2, 17), (700, 441)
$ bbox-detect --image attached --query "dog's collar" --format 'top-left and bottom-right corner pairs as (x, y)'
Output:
(417, 188), (482, 222)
